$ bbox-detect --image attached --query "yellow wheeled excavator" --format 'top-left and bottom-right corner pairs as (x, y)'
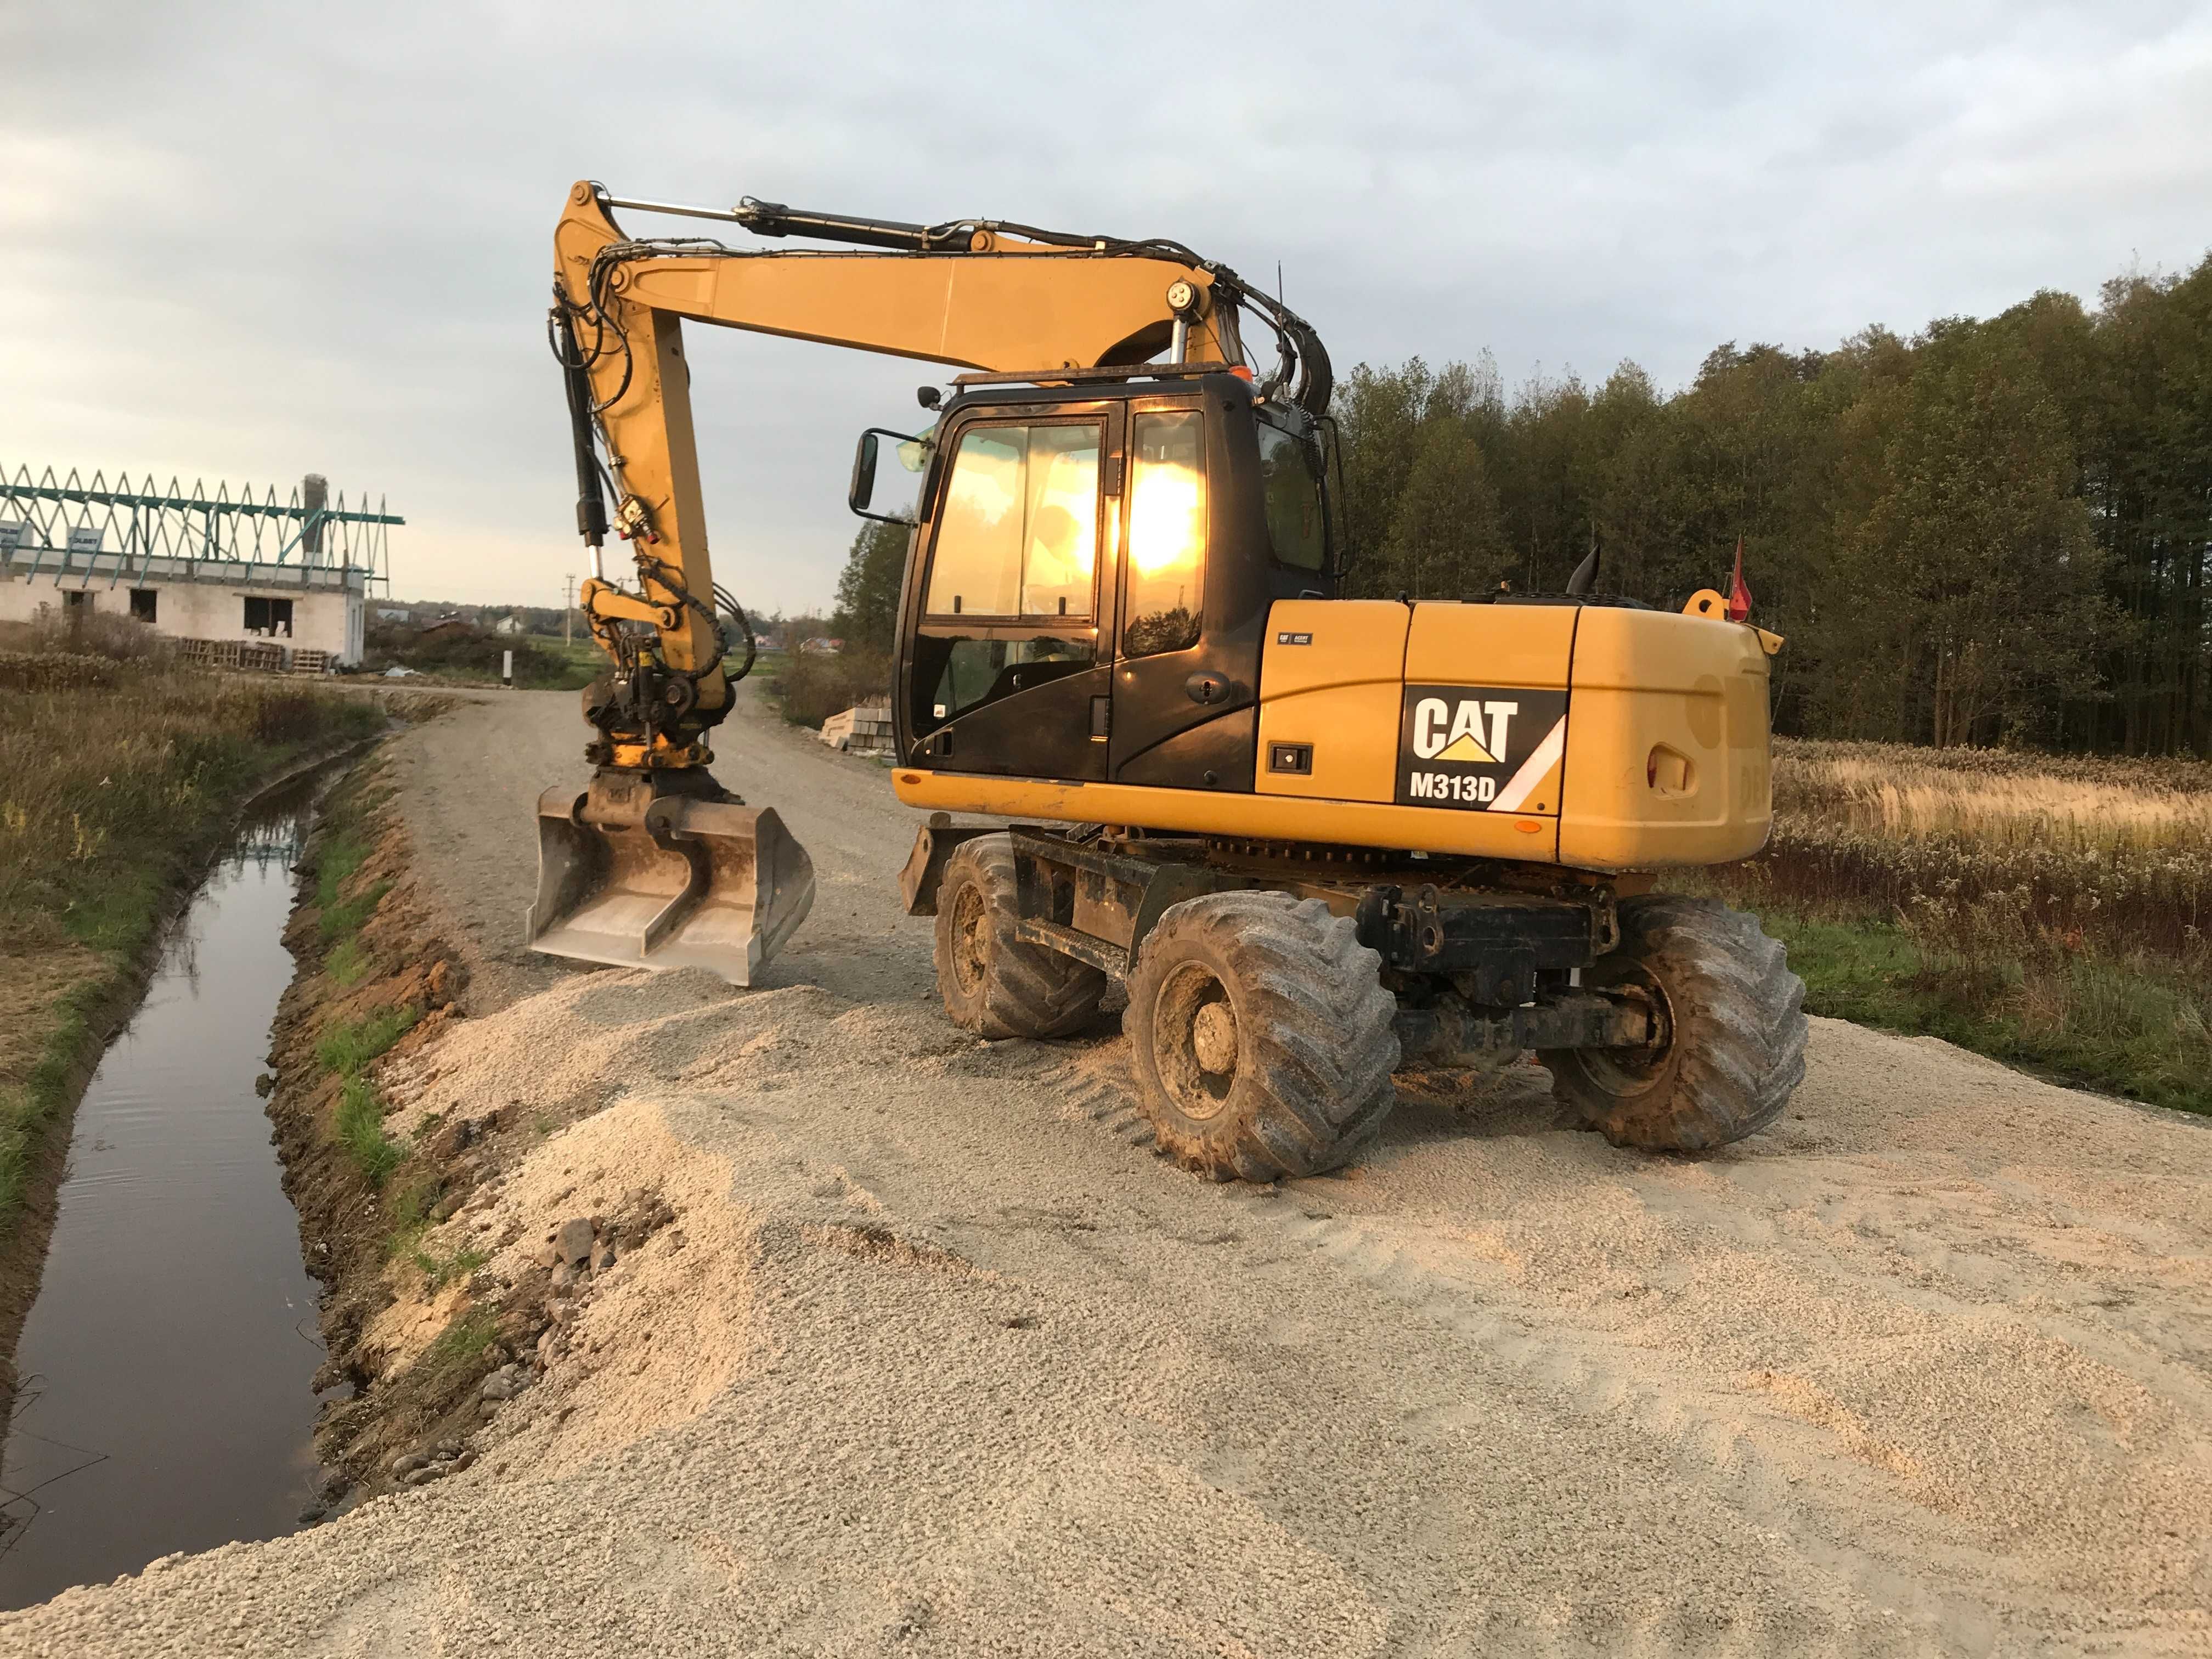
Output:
(531, 179), (1809, 1180)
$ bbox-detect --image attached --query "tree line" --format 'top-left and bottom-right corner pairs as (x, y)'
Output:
(830, 250), (2211, 754)
(1334, 253), (2212, 754)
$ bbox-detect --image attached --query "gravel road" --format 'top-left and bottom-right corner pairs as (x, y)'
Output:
(8, 686), (2207, 1657)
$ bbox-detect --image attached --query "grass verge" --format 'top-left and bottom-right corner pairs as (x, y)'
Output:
(0, 646), (386, 1243)
(1683, 879), (2212, 1118)
(336, 1077), (405, 1187)
(317, 1005), (421, 1077)
(325, 937), (374, 988)
(381, 1178), (488, 1286)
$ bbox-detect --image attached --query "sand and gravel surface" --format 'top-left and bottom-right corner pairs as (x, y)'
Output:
(7, 687), (2207, 1657)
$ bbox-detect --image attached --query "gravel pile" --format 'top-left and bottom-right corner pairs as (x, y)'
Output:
(8, 688), (2205, 1657)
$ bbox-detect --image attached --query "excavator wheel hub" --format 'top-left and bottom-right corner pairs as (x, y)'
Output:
(1190, 999), (1239, 1074)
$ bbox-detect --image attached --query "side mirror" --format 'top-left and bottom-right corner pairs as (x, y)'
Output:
(849, 427), (927, 524)
(848, 431), (881, 515)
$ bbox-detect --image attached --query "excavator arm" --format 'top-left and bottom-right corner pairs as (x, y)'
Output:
(531, 179), (1325, 983)
(550, 180), (1290, 753)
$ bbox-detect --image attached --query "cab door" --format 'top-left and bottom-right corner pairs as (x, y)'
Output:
(1107, 398), (1263, 791)
(900, 404), (1119, 782)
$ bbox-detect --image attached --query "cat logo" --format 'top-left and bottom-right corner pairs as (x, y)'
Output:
(1395, 685), (1569, 813)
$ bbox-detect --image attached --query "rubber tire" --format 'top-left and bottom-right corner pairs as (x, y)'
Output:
(932, 834), (1106, 1040)
(1126, 891), (1400, 1182)
(1542, 895), (1808, 1152)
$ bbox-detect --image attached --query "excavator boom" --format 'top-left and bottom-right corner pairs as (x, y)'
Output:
(529, 180), (1319, 983)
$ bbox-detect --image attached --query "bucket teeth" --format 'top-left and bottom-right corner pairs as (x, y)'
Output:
(526, 775), (815, 986)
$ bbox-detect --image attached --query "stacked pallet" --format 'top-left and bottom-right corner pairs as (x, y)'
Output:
(174, 637), (325, 675)
(819, 699), (896, 759)
(178, 637), (245, 669)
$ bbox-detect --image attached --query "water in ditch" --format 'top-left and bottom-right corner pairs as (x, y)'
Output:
(0, 782), (329, 1609)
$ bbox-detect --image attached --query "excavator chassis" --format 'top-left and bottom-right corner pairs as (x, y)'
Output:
(528, 770), (815, 985)
(902, 821), (1645, 1063)
(905, 820), (1807, 1177)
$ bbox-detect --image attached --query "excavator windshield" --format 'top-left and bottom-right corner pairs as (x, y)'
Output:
(1255, 415), (1328, 573)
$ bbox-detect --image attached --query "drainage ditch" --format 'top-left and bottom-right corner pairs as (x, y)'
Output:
(0, 775), (335, 1609)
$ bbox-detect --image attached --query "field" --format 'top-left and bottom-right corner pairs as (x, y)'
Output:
(364, 622), (600, 690)
(1690, 738), (2212, 1115)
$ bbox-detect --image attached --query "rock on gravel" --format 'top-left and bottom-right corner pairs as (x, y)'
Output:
(552, 1218), (595, 1267)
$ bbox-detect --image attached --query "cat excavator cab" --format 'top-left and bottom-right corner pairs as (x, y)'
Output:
(534, 180), (1809, 1178)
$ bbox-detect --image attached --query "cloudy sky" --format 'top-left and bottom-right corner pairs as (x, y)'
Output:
(4, 1), (2208, 616)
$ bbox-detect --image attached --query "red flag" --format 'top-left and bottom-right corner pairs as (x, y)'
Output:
(1726, 536), (1752, 622)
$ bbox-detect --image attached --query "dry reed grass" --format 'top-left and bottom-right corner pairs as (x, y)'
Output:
(1780, 740), (2212, 853)
(1750, 739), (2212, 963)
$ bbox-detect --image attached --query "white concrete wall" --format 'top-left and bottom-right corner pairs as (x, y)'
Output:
(0, 572), (364, 664)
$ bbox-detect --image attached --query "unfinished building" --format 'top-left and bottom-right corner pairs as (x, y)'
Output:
(0, 467), (400, 669)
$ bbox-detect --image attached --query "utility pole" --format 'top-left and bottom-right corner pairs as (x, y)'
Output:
(563, 573), (575, 647)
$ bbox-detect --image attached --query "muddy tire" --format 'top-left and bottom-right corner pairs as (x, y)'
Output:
(932, 834), (1106, 1040)
(1126, 891), (1400, 1182)
(1542, 895), (1807, 1152)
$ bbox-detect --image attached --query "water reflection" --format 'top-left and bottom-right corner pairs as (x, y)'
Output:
(0, 772), (333, 1609)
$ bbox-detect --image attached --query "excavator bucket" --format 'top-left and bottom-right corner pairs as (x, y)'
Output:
(526, 775), (815, 985)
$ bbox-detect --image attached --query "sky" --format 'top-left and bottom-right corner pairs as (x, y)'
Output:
(3, 1), (2208, 616)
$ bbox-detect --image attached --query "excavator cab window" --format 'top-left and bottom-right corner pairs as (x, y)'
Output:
(926, 423), (1101, 620)
(907, 414), (1110, 772)
(1254, 414), (1327, 573)
(1122, 410), (1205, 657)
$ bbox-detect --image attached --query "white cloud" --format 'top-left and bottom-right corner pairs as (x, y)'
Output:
(2, 0), (2206, 610)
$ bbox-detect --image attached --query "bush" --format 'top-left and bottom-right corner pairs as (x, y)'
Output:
(363, 620), (588, 689)
(13, 611), (174, 663)
(0, 651), (123, 692)
(774, 647), (889, 729)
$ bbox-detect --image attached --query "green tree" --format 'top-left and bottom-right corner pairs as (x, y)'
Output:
(1816, 331), (2112, 746)
(1384, 417), (1507, 598)
(828, 520), (911, 652)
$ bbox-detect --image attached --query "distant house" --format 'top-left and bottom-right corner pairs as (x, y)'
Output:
(375, 606), (411, 622)
(798, 637), (844, 656)
(418, 617), (471, 638)
(492, 613), (526, 636)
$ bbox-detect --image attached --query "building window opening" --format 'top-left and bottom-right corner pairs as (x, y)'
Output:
(129, 588), (157, 623)
(244, 596), (295, 636)
(63, 590), (89, 611)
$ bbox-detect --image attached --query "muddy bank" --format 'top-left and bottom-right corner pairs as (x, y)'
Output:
(260, 760), (686, 1508)
(257, 764), (468, 1499)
